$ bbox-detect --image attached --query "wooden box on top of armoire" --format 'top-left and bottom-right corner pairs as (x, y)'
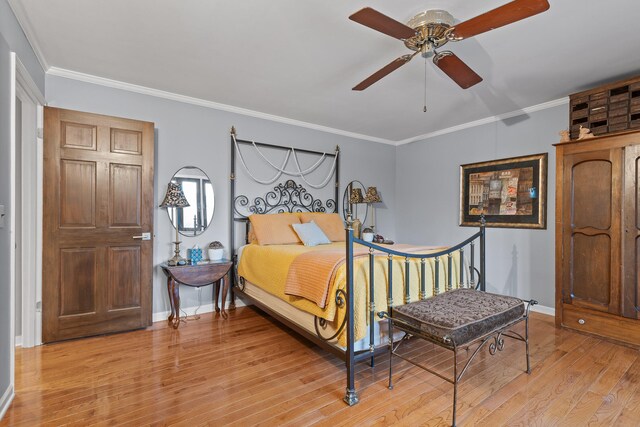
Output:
(569, 75), (640, 140)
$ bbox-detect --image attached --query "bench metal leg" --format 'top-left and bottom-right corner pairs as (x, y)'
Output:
(452, 346), (458, 427)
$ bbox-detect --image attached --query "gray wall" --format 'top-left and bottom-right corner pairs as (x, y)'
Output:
(395, 105), (568, 308)
(45, 74), (397, 315)
(0, 0), (45, 414)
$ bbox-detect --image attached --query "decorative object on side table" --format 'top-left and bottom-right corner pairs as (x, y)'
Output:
(373, 234), (394, 245)
(363, 186), (382, 232)
(208, 241), (224, 261)
(187, 245), (203, 265)
(160, 182), (190, 265)
(362, 227), (374, 242)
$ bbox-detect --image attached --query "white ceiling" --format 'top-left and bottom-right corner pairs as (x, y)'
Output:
(11, 0), (640, 143)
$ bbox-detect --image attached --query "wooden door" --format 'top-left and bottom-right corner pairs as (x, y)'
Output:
(43, 107), (154, 342)
(561, 147), (622, 315)
(623, 144), (640, 319)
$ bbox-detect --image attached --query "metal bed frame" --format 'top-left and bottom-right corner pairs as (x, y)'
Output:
(228, 127), (487, 407)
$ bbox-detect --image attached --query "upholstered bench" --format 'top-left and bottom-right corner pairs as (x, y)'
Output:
(386, 288), (537, 427)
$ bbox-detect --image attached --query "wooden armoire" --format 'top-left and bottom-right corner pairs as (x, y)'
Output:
(555, 130), (640, 346)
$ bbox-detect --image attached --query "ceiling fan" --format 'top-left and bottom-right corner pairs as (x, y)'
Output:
(349, 0), (550, 91)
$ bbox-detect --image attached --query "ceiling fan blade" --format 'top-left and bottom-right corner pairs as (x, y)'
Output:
(450, 0), (550, 40)
(433, 51), (482, 89)
(349, 7), (416, 40)
(353, 53), (417, 91)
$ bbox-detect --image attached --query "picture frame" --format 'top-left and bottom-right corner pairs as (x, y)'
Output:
(459, 153), (548, 229)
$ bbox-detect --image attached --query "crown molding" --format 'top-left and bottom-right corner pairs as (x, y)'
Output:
(396, 97), (569, 146)
(47, 66), (568, 146)
(7, 0), (50, 71)
(47, 67), (396, 146)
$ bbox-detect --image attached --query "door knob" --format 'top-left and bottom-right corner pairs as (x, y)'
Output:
(133, 232), (152, 240)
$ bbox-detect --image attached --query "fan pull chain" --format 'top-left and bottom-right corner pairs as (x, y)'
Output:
(423, 56), (428, 112)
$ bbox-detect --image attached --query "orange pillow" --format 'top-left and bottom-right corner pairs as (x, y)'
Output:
(248, 213), (302, 245)
(298, 212), (345, 242)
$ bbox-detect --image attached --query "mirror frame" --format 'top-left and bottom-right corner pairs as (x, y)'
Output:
(167, 166), (215, 237)
(342, 180), (369, 225)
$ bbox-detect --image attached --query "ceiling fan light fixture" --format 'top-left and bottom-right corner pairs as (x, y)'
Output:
(407, 10), (454, 29)
(404, 9), (455, 53)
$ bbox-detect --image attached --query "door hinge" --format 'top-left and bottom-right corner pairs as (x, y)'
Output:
(36, 301), (42, 312)
(37, 127), (44, 139)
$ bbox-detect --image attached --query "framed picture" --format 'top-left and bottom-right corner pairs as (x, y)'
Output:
(459, 153), (548, 229)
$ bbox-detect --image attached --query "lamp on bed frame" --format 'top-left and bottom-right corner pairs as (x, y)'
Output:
(160, 182), (190, 266)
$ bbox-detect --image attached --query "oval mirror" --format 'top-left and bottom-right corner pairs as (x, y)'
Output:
(342, 180), (368, 224)
(167, 166), (214, 237)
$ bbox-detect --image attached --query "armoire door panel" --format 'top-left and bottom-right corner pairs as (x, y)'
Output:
(59, 248), (97, 316)
(111, 128), (142, 155)
(571, 159), (612, 230)
(570, 233), (611, 309)
(109, 163), (142, 227)
(562, 147), (622, 316)
(623, 144), (640, 319)
(60, 159), (96, 228)
(61, 121), (97, 150)
(108, 246), (141, 310)
(44, 107), (154, 342)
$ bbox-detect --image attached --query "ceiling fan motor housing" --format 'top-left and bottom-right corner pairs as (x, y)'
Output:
(404, 10), (455, 57)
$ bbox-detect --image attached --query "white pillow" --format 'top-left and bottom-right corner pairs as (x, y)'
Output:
(291, 221), (331, 247)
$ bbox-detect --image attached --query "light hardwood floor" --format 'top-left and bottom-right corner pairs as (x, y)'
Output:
(2, 307), (640, 426)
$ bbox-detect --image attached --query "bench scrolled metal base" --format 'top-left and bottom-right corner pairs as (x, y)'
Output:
(380, 289), (537, 427)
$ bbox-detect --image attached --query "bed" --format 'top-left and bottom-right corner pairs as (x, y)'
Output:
(228, 128), (486, 405)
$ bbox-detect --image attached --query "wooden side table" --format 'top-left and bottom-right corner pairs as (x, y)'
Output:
(161, 260), (233, 328)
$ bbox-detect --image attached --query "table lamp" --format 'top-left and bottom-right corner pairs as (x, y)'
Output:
(160, 182), (190, 266)
(363, 186), (382, 232)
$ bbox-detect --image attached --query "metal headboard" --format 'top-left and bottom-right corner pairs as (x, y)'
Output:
(229, 126), (340, 260)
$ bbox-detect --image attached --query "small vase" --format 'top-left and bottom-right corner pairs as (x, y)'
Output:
(208, 248), (224, 261)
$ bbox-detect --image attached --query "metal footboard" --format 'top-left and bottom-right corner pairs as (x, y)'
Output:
(343, 220), (486, 406)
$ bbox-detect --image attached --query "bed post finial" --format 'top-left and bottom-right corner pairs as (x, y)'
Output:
(480, 213), (486, 228)
(230, 126), (236, 136)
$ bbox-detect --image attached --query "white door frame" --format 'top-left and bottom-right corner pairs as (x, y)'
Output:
(13, 54), (44, 349)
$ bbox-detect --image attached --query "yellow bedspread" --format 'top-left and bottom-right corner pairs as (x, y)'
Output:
(238, 242), (463, 346)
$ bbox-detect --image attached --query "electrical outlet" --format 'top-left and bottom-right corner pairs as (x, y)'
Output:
(0, 205), (5, 228)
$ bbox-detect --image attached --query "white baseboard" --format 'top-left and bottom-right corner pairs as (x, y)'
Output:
(0, 385), (15, 421)
(14, 336), (21, 347)
(152, 300), (247, 323)
(531, 304), (555, 316)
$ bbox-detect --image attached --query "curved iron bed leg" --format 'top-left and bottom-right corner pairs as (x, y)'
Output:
(343, 226), (359, 406)
(388, 317), (394, 390)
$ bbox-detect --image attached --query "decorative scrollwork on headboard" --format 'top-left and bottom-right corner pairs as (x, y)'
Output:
(234, 180), (337, 218)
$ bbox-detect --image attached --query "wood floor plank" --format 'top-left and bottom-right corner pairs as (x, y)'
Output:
(2, 307), (640, 427)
